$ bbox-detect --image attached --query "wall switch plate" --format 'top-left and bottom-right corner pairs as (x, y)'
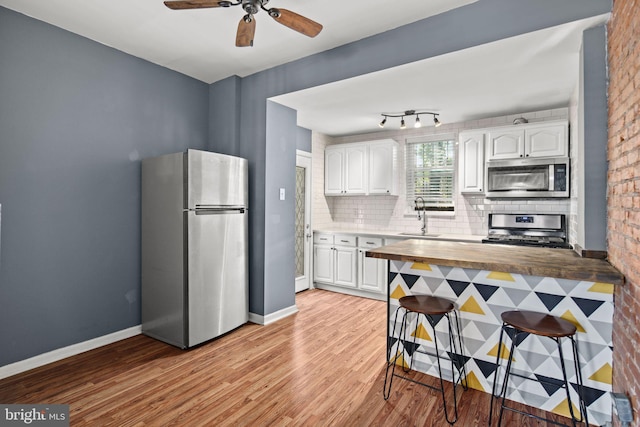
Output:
(279, 188), (285, 200)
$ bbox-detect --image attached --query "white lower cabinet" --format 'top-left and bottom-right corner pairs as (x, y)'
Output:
(313, 233), (390, 299)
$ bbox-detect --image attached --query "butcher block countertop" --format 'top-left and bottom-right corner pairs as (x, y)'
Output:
(366, 239), (624, 285)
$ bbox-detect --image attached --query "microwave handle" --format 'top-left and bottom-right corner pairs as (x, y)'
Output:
(549, 164), (555, 191)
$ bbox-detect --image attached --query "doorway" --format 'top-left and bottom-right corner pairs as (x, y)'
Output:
(295, 151), (312, 293)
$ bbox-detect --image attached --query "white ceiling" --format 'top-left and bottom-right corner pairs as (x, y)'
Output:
(0, 0), (475, 84)
(0, 1), (609, 136)
(273, 14), (609, 136)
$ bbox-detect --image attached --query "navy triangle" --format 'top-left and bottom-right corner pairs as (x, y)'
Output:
(400, 339), (421, 357)
(504, 326), (529, 346)
(474, 358), (498, 379)
(534, 374), (565, 396)
(571, 383), (606, 407)
(388, 271), (398, 284)
(535, 292), (565, 311)
(474, 283), (499, 301)
(571, 297), (605, 317)
(447, 351), (471, 371)
(401, 273), (420, 289)
(426, 313), (445, 326)
(447, 279), (471, 297)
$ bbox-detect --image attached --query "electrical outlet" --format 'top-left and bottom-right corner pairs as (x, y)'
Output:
(612, 392), (633, 423)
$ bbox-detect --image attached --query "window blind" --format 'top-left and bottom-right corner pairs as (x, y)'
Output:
(405, 139), (455, 211)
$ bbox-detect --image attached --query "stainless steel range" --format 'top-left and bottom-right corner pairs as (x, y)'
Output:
(482, 213), (572, 249)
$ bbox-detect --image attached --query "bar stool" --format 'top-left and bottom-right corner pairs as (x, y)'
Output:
(383, 294), (467, 425)
(489, 310), (589, 427)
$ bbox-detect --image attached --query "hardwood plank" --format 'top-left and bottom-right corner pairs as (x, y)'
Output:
(0, 289), (574, 426)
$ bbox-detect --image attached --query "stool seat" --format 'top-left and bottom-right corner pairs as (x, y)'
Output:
(399, 295), (454, 315)
(501, 310), (576, 338)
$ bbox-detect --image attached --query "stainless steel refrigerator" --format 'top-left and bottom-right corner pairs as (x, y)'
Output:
(141, 149), (248, 348)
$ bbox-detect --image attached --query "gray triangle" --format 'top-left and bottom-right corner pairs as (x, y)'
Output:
(589, 320), (613, 343)
(578, 341), (610, 359)
(588, 410), (611, 427)
(391, 260), (404, 272)
(438, 265), (454, 278)
(501, 288), (531, 306)
(538, 336), (558, 354)
(423, 276), (447, 293)
(486, 304), (517, 323)
(523, 274), (544, 289)
(517, 390), (549, 409)
(519, 351), (550, 371)
(556, 278), (581, 294)
(465, 268), (483, 282)
(462, 337), (487, 355)
(473, 321), (502, 340)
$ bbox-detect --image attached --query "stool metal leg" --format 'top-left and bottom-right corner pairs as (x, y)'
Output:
(451, 310), (468, 390)
(557, 337), (589, 427)
(488, 323), (507, 426)
(383, 306), (405, 400)
(571, 336), (589, 426)
(496, 328), (519, 427)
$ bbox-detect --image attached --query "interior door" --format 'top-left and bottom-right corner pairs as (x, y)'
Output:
(295, 151), (312, 293)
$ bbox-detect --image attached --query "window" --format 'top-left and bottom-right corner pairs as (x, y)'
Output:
(405, 136), (455, 211)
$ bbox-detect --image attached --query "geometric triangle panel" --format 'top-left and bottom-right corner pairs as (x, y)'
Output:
(535, 292), (566, 311)
(447, 279), (472, 296)
(571, 383), (607, 407)
(571, 297), (605, 317)
(474, 283), (499, 301)
(401, 273), (421, 289)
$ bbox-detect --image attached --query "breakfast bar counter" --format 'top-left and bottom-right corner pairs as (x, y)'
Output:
(367, 239), (623, 425)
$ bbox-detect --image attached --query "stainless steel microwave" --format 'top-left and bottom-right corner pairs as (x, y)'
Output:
(485, 157), (569, 198)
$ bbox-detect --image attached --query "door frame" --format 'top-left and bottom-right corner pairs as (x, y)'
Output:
(295, 150), (313, 293)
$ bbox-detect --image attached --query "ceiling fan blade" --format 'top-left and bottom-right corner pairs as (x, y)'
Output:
(270, 8), (322, 38)
(164, 1), (224, 10)
(236, 16), (256, 47)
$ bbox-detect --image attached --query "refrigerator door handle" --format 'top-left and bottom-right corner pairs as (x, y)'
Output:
(191, 207), (247, 215)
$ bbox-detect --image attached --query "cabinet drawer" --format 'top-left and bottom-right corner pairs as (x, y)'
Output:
(314, 233), (334, 244)
(334, 234), (357, 246)
(358, 237), (383, 248)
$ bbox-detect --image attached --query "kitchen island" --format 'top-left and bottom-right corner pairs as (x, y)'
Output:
(367, 239), (623, 426)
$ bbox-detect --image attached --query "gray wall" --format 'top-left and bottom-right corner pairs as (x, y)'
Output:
(582, 25), (609, 251)
(296, 127), (312, 153)
(0, 7), (208, 366)
(208, 76), (242, 156)
(210, 0), (612, 316)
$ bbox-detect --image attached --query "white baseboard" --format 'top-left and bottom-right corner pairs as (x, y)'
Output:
(249, 304), (298, 325)
(0, 325), (142, 380)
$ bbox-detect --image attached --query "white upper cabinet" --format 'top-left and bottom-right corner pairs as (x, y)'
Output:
(325, 139), (398, 196)
(487, 129), (525, 160)
(525, 122), (568, 158)
(487, 120), (568, 160)
(458, 131), (485, 194)
(368, 140), (398, 195)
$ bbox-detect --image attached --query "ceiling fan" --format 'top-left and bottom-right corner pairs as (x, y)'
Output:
(163, 0), (323, 47)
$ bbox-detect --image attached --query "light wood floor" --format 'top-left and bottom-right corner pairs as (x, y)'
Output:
(0, 289), (572, 426)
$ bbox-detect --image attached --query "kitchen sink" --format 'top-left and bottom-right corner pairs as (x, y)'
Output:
(398, 233), (441, 238)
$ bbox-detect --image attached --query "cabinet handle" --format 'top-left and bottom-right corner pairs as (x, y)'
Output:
(519, 154), (523, 157)
(340, 240), (349, 243)
(366, 241), (375, 245)
(526, 154), (529, 157)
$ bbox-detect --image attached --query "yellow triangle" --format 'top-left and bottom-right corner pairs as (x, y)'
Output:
(589, 363), (613, 384)
(487, 271), (516, 282)
(390, 285), (406, 300)
(411, 323), (432, 341)
(551, 398), (580, 419)
(391, 351), (409, 369)
(463, 370), (485, 392)
(411, 262), (432, 271)
(487, 343), (513, 361)
(460, 296), (485, 315)
(588, 282), (614, 294)
(560, 310), (586, 333)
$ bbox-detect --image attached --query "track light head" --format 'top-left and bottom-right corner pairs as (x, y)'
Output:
(433, 115), (441, 127)
(377, 110), (442, 130)
(414, 115), (421, 128)
(379, 117), (387, 128)
(400, 117), (406, 129)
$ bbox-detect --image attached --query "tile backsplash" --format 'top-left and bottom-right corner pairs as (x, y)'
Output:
(312, 108), (571, 236)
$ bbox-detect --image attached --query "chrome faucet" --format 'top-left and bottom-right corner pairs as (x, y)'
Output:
(414, 197), (427, 235)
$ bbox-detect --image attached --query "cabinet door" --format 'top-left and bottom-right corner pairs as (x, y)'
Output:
(325, 148), (344, 195)
(358, 249), (386, 293)
(458, 131), (485, 193)
(344, 145), (368, 194)
(525, 123), (567, 158)
(334, 246), (357, 287)
(313, 245), (334, 284)
(488, 129), (525, 160)
(368, 141), (397, 195)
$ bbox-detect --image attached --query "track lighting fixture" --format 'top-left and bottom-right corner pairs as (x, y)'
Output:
(378, 110), (442, 130)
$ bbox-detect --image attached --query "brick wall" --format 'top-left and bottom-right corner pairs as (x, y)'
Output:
(608, 0), (640, 425)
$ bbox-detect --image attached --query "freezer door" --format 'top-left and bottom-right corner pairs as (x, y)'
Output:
(186, 149), (248, 208)
(186, 209), (248, 347)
